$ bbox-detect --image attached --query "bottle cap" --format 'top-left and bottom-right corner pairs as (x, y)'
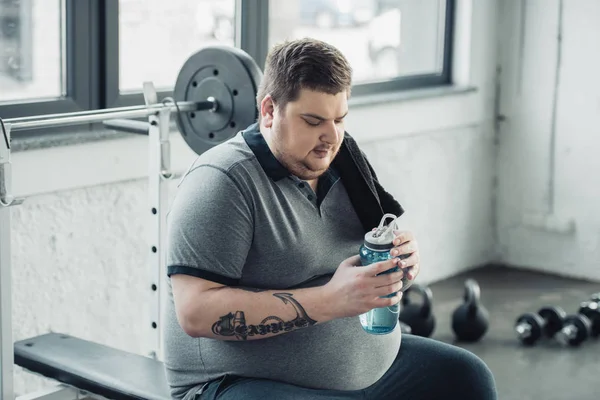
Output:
(363, 213), (399, 251)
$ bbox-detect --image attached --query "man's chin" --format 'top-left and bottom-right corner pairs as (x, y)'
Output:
(294, 165), (329, 181)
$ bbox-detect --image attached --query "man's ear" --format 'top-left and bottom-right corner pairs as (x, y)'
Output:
(260, 95), (275, 128)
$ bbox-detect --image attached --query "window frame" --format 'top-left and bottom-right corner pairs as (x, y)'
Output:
(102, 0), (271, 109)
(0, 0), (97, 129)
(2, 0), (455, 137)
(244, 0), (456, 96)
(329, 0), (456, 97)
(102, 0), (148, 109)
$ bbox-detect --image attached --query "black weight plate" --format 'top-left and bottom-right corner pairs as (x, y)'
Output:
(174, 46), (263, 156)
(562, 315), (591, 345)
(538, 306), (566, 337)
(579, 302), (600, 337)
(515, 313), (543, 345)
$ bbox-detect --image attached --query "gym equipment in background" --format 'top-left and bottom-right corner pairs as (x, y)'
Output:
(451, 279), (489, 343)
(514, 306), (567, 346)
(554, 314), (593, 347)
(399, 321), (412, 334)
(577, 301), (600, 338)
(398, 283), (436, 338)
(173, 46), (261, 155)
(0, 45), (261, 400)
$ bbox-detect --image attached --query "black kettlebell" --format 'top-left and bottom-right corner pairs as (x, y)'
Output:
(398, 284), (435, 337)
(451, 279), (489, 342)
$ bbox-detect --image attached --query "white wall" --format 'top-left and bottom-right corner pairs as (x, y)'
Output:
(7, 0), (499, 395)
(496, 0), (600, 281)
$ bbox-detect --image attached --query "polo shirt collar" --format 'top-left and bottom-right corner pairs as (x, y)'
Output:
(242, 122), (290, 181)
(241, 123), (340, 195)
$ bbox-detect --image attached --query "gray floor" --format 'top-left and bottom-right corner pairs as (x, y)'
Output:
(421, 265), (599, 400)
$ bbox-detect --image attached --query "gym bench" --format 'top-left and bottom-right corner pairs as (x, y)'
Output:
(14, 333), (170, 400)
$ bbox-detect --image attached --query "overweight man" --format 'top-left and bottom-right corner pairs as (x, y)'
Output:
(162, 37), (497, 400)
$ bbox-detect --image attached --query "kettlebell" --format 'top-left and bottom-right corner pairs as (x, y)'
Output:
(399, 321), (412, 334)
(398, 284), (435, 337)
(451, 279), (489, 342)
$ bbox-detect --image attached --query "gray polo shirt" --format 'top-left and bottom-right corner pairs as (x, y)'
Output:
(163, 123), (401, 399)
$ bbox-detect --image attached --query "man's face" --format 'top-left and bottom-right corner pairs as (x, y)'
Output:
(260, 88), (348, 181)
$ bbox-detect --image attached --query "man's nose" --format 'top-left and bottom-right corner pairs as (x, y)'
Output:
(322, 120), (340, 143)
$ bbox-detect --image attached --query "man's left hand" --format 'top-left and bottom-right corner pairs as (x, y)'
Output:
(390, 230), (420, 281)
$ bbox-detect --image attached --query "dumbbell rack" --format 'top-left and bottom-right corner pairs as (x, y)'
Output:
(0, 82), (178, 399)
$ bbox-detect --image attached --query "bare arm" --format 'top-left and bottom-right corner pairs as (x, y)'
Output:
(167, 168), (403, 341)
(172, 256), (404, 341)
(172, 275), (335, 341)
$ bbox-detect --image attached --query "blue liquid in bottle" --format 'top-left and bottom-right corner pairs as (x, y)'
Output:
(359, 214), (411, 335)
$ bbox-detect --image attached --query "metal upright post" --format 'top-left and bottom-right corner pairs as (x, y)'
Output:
(0, 122), (23, 400)
(143, 83), (172, 362)
(156, 105), (172, 364)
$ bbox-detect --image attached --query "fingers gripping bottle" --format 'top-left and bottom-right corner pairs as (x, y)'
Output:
(359, 213), (413, 335)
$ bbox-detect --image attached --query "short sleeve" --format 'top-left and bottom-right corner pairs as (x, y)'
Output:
(166, 165), (253, 286)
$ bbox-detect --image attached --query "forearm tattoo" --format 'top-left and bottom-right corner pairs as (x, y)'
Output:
(211, 293), (317, 340)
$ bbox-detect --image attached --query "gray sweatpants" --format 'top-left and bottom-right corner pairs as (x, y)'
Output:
(197, 334), (498, 400)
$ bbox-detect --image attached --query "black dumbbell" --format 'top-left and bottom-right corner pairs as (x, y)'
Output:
(553, 313), (593, 347)
(398, 284), (436, 337)
(451, 279), (489, 343)
(578, 301), (600, 338)
(514, 306), (566, 346)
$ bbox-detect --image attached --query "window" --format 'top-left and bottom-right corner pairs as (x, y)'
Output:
(108, 0), (237, 108)
(0, 0), (94, 125)
(0, 0), (63, 103)
(118, 0), (236, 93)
(269, 0), (454, 93)
(0, 0), (454, 135)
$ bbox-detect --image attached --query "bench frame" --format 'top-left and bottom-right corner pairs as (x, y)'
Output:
(1, 82), (172, 400)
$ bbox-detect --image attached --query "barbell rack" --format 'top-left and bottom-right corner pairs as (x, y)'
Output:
(0, 82), (188, 399)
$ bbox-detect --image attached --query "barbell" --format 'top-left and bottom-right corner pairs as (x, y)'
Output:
(173, 45), (262, 155)
(3, 45), (263, 157)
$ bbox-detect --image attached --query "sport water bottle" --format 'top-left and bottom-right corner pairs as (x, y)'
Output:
(359, 213), (413, 334)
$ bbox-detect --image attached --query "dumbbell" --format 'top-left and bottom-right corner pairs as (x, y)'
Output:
(451, 279), (489, 342)
(553, 313), (593, 347)
(578, 301), (600, 338)
(514, 306), (566, 346)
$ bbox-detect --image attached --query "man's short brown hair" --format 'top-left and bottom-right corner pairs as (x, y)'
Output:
(256, 38), (353, 118)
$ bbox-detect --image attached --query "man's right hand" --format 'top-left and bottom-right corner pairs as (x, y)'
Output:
(323, 255), (404, 319)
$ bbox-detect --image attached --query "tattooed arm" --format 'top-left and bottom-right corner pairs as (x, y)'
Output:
(170, 274), (335, 341)
(171, 255), (403, 340)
